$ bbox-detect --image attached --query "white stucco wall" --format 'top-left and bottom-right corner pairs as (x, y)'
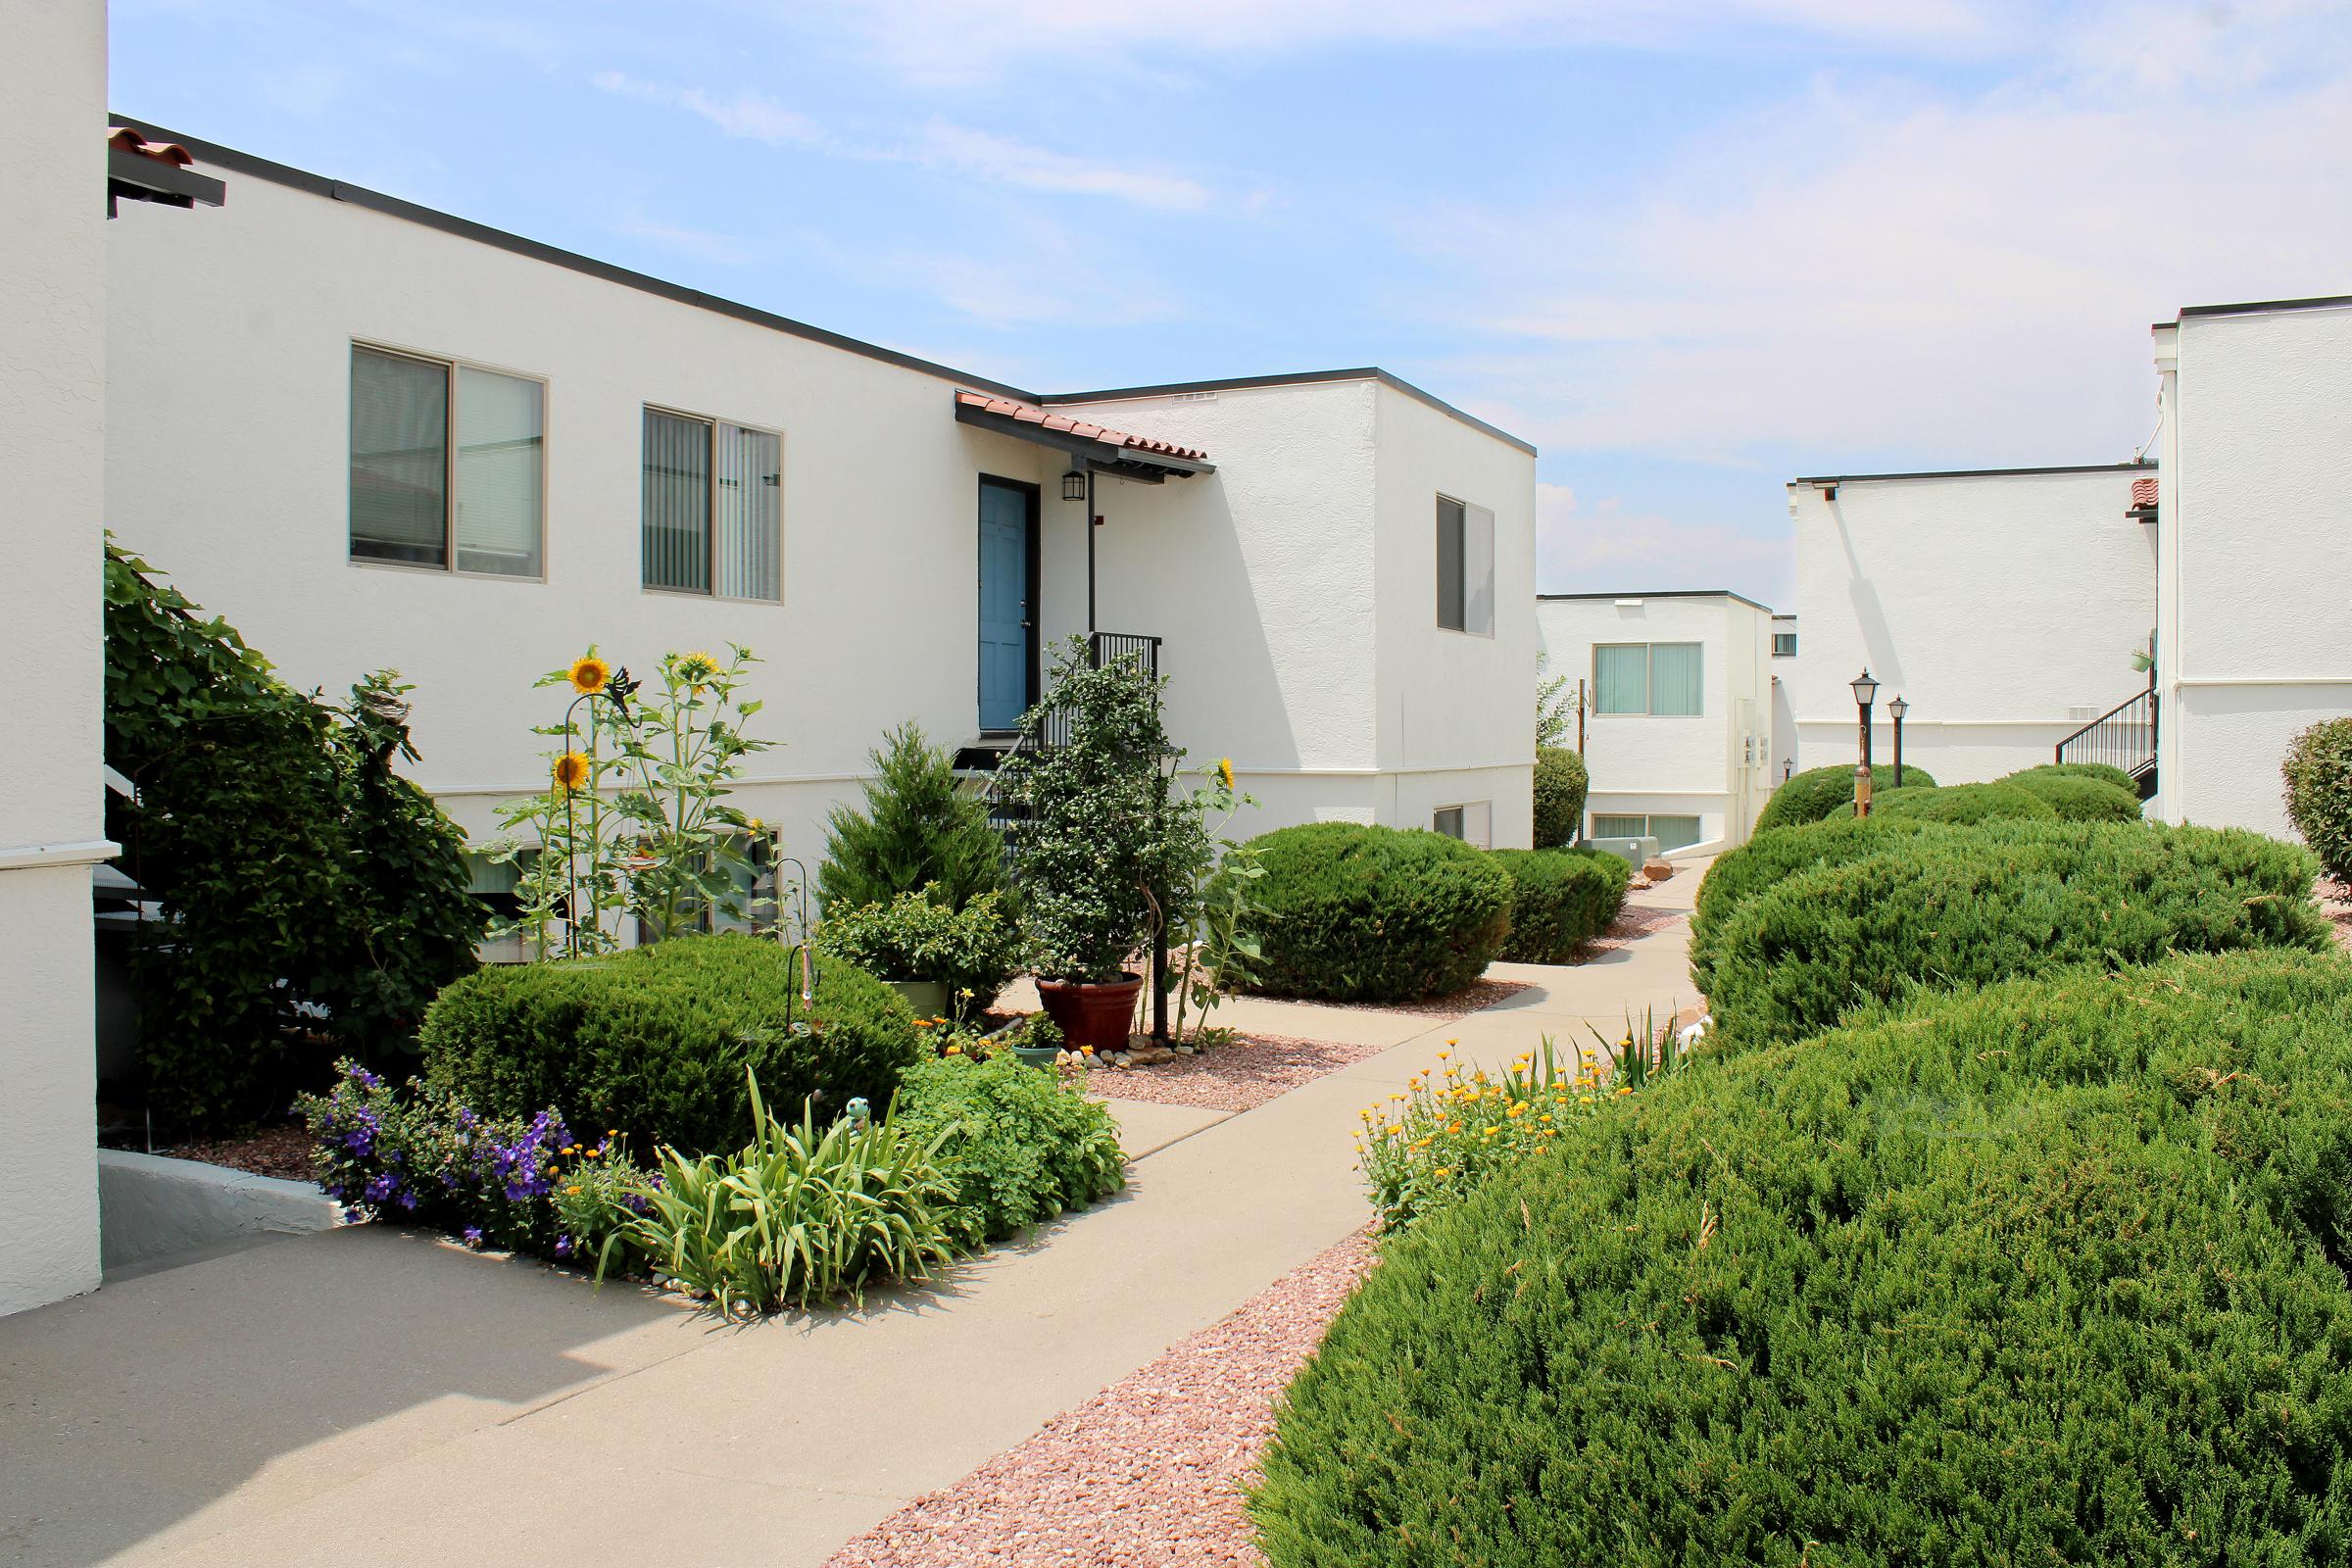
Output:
(105, 139), (1538, 884)
(1788, 466), (2154, 784)
(2153, 302), (2352, 837)
(1, 0), (108, 1314)
(1537, 593), (1775, 849)
(1769, 616), (1798, 783)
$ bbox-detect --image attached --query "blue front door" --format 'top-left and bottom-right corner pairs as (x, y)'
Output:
(978, 480), (1031, 731)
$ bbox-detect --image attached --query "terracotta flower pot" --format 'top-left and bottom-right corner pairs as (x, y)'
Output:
(1035, 974), (1145, 1053)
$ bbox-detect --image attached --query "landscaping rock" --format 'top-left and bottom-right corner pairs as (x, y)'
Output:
(1642, 858), (1675, 880)
(1124, 1045), (1177, 1066)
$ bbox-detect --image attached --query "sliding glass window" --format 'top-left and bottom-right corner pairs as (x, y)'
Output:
(1435, 494), (1495, 635)
(643, 408), (781, 601)
(1592, 642), (1703, 716)
(349, 345), (543, 576)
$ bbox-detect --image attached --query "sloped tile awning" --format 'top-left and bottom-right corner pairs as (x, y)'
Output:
(954, 391), (1213, 483)
(2128, 475), (2158, 520)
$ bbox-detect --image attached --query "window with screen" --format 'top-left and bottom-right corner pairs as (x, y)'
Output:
(643, 407), (782, 601)
(350, 345), (543, 576)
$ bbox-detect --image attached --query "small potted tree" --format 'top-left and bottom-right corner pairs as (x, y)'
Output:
(996, 639), (1182, 1052)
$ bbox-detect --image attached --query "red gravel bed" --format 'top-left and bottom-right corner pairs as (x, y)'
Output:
(151, 1121), (317, 1182)
(1239, 976), (1530, 1020)
(1082, 1033), (1396, 1113)
(823, 1230), (1375, 1568)
(2321, 878), (2352, 956)
(1585, 902), (1688, 956)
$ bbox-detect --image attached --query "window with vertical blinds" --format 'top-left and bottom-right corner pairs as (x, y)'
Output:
(350, 344), (543, 576)
(643, 408), (781, 601)
(1593, 642), (1703, 716)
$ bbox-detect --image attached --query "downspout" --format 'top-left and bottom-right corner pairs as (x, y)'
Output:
(1085, 468), (1098, 636)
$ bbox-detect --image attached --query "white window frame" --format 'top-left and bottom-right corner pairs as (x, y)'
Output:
(1592, 642), (1704, 717)
(641, 404), (786, 605)
(1435, 493), (1495, 638)
(348, 341), (548, 582)
(1589, 811), (1703, 850)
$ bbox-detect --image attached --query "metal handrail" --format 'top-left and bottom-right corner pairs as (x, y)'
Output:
(2054, 681), (2157, 779)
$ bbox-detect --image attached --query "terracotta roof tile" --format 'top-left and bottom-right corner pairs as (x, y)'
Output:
(2130, 475), (2158, 511)
(108, 126), (195, 168)
(955, 390), (1207, 463)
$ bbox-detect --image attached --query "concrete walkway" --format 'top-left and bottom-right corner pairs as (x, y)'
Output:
(0, 886), (1697, 1568)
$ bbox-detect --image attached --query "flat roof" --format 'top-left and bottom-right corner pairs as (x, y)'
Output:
(112, 114), (1536, 458)
(1537, 588), (1777, 614)
(1788, 460), (2151, 485)
(2175, 292), (2352, 321)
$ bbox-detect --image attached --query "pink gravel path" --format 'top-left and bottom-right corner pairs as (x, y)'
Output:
(822, 1231), (1375, 1568)
(1081, 1033), (1396, 1113)
(2320, 878), (2352, 956)
(1585, 901), (1687, 956)
(1238, 975), (1530, 1020)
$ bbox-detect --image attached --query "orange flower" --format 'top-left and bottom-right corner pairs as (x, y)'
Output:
(552, 751), (590, 791)
(567, 655), (611, 696)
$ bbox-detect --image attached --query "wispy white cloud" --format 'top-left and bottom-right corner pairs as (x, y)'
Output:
(590, 72), (1215, 212)
(1538, 483), (1793, 601)
(611, 216), (753, 267)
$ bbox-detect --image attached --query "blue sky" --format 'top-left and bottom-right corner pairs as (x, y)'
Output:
(112, 1), (2352, 607)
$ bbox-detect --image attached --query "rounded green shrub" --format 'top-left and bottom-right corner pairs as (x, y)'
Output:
(1238, 823), (1513, 1003)
(421, 933), (922, 1155)
(1254, 952), (2352, 1567)
(1754, 762), (1936, 832)
(1858, 780), (2059, 824)
(2000, 769), (2142, 821)
(1531, 747), (1589, 849)
(1689, 815), (1959, 992)
(2284, 716), (2352, 883)
(2011, 760), (2138, 795)
(1706, 821), (2325, 1046)
(890, 1053), (1127, 1250)
(1489, 848), (1630, 963)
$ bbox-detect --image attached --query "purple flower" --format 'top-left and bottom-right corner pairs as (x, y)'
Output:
(364, 1172), (398, 1205)
(347, 1064), (384, 1090)
(553, 1235), (573, 1258)
(462, 1227), (483, 1248)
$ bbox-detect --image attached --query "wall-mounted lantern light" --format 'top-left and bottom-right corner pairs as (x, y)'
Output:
(1061, 469), (1088, 503)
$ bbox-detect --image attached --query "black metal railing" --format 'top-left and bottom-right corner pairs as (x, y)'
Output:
(2055, 683), (2158, 794)
(1035, 632), (1161, 750)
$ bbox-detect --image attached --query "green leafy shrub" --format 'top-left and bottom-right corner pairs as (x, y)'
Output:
(1853, 779), (2059, 824)
(813, 889), (1022, 1017)
(105, 542), (483, 1130)
(1999, 768), (2142, 820)
(818, 721), (1006, 914)
(420, 932), (920, 1156)
(1707, 821), (2325, 1046)
(601, 1070), (956, 1316)
(1753, 761), (1935, 832)
(891, 1053), (1126, 1250)
(1688, 815), (1959, 992)
(1237, 823), (1513, 1003)
(2283, 716), (2352, 882)
(2011, 760), (2138, 795)
(1531, 747), (1589, 849)
(1254, 952), (2352, 1567)
(1489, 848), (1628, 962)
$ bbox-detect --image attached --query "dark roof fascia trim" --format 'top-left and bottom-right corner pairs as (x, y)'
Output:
(1041, 368), (1539, 458)
(1538, 588), (1776, 614)
(953, 400), (1214, 477)
(108, 147), (226, 209)
(1789, 460), (2153, 485)
(109, 115), (1036, 402)
(2178, 293), (2352, 320)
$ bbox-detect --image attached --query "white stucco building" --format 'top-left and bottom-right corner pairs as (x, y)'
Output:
(1535, 590), (1776, 853)
(99, 121), (1539, 877)
(0, 0), (111, 1316)
(2150, 295), (2352, 836)
(1785, 464), (2156, 785)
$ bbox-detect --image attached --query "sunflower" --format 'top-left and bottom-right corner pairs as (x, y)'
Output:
(1217, 757), (1235, 790)
(552, 751), (591, 791)
(672, 650), (721, 692)
(567, 655), (611, 696)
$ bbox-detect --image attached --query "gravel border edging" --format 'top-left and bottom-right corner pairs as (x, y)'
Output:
(822, 1230), (1375, 1568)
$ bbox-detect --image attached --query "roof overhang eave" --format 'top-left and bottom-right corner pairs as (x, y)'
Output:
(954, 400), (1214, 481)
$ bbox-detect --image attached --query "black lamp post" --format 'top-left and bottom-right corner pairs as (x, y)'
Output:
(1887, 694), (1909, 788)
(1850, 667), (1880, 815)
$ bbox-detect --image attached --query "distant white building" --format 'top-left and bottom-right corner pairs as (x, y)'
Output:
(1785, 464), (2155, 785)
(2150, 295), (2352, 837)
(1536, 590), (1777, 853)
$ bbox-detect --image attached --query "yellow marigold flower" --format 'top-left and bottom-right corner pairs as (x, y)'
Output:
(565, 1186), (582, 1196)
(673, 649), (721, 691)
(1387, 1124), (1402, 1136)
(1081, 1045), (1097, 1056)
(1615, 1085), (1634, 1096)
(567, 655), (611, 695)
(1436, 1051), (1450, 1061)
(1217, 757), (1236, 790)
(1433, 1167), (1452, 1179)
(552, 751), (590, 791)
(945, 1043), (962, 1054)
(1540, 1113), (1553, 1124)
